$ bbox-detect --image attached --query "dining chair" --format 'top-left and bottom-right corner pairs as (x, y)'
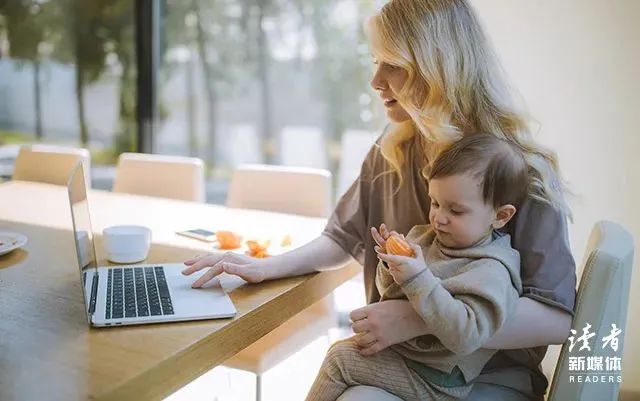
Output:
(225, 163), (336, 401)
(226, 164), (332, 218)
(12, 144), (91, 188)
(112, 152), (205, 202)
(336, 221), (635, 401)
(547, 220), (634, 401)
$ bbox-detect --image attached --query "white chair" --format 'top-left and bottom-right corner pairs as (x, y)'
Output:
(12, 144), (91, 188)
(112, 153), (205, 202)
(224, 163), (336, 401)
(547, 220), (634, 401)
(226, 164), (333, 218)
(337, 221), (635, 401)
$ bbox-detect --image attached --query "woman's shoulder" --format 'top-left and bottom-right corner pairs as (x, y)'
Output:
(366, 123), (421, 165)
(507, 195), (571, 244)
(517, 195), (568, 221)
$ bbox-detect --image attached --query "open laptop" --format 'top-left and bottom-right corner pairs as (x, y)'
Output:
(67, 162), (236, 327)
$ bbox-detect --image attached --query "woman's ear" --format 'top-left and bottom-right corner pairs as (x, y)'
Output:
(492, 204), (516, 229)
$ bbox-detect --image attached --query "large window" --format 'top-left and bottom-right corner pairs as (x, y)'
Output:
(159, 0), (387, 201)
(0, 1), (137, 187)
(1, 0), (386, 201)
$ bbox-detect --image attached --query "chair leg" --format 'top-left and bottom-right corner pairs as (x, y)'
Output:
(256, 373), (262, 401)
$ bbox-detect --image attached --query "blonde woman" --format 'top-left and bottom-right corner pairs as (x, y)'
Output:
(182, 0), (575, 400)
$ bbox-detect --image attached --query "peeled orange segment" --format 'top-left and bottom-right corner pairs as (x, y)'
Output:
(245, 239), (271, 258)
(250, 250), (271, 258)
(280, 234), (292, 247)
(246, 240), (270, 252)
(216, 231), (243, 249)
(386, 234), (414, 257)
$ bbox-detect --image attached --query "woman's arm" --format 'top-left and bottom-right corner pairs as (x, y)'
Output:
(182, 234), (352, 286)
(482, 297), (572, 349)
(351, 296), (571, 355)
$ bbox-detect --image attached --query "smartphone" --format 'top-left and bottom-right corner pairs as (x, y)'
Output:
(176, 229), (217, 242)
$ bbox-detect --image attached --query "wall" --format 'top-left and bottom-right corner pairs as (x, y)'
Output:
(473, 0), (640, 393)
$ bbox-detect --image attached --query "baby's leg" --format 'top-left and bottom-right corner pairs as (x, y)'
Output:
(305, 337), (440, 401)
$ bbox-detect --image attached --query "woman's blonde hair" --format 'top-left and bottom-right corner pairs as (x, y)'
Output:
(366, 0), (571, 216)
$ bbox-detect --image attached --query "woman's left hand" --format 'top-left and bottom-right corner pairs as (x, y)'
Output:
(350, 299), (430, 356)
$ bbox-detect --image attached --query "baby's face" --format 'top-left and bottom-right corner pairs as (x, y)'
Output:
(428, 173), (498, 249)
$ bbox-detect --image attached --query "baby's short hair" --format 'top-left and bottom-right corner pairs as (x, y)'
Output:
(428, 133), (529, 208)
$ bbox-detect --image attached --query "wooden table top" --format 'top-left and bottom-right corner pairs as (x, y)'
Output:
(0, 181), (359, 401)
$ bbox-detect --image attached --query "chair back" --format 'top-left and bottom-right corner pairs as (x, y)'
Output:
(226, 164), (332, 218)
(12, 144), (91, 188)
(113, 152), (205, 202)
(548, 221), (634, 401)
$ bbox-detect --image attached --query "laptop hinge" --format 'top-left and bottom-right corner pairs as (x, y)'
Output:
(88, 271), (99, 315)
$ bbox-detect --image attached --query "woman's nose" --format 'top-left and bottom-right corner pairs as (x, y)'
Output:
(370, 66), (388, 91)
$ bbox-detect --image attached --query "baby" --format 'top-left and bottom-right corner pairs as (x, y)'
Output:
(306, 133), (528, 401)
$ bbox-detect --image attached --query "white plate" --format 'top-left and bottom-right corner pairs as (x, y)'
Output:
(0, 232), (28, 256)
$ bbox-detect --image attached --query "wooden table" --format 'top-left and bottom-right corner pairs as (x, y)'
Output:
(0, 181), (360, 401)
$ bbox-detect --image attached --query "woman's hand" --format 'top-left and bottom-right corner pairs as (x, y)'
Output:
(182, 252), (269, 288)
(349, 299), (430, 356)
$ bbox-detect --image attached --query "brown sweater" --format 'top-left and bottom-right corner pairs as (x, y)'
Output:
(323, 130), (576, 397)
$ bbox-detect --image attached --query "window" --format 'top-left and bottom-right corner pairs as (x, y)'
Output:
(1, 0), (386, 201)
(158, 0), (385, 201)
(0, 1), (136, 188)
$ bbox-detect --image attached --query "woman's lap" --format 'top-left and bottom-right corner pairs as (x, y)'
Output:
(335, 382), (536, 401)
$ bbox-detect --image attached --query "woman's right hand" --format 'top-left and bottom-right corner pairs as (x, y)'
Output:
(182, 252), (268, 288)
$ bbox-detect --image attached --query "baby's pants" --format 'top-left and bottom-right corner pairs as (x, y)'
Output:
(305, 338), (472, 401)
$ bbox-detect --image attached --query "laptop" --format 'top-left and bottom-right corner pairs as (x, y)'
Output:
(67, 162), (237, 327)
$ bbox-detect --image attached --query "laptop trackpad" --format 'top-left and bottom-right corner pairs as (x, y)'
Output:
(164, 265), (237, 318)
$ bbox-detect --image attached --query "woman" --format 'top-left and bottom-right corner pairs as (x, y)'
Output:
(182, 0), (576, 399)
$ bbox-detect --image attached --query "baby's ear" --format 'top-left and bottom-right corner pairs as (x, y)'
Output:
(492, 204), (516, 229)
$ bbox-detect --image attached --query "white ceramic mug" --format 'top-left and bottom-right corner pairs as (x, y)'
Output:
(103, 225), (151, 264)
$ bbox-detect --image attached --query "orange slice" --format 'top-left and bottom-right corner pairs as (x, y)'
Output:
(386, 233), (414, 257)
(216, 231), (243, 249)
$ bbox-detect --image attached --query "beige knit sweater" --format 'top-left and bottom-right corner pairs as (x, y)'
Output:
(376, 225), (523, 383)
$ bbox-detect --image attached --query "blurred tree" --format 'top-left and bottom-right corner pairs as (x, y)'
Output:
(43, 0), (135, 153)
(164, 0), (248, 168)
(299, 0), (377, 172)
(1, 1), (47, 140)
(162, 0), (378, 174)
(102, 0), (136, 155)
(43, 0), (105, 147)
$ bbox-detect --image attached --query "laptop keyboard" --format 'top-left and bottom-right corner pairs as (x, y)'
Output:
(106, 266), (174, 319)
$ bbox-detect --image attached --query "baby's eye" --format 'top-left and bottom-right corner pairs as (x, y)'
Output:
(451, 210), (464, 216)
(430, 201), (439, 208)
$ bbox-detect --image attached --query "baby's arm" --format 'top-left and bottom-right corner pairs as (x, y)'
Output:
(398, 261), (520, 355)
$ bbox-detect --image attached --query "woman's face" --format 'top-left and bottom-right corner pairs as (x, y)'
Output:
(370, 59), (412, 123)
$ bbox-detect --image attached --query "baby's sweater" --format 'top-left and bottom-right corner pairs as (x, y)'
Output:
(375, 225), (523, 383)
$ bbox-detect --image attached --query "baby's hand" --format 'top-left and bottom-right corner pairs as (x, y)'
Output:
(376, 241), (426, 285)
(370, 224), (401, 254)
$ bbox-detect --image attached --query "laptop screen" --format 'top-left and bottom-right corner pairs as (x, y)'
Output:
(67, 162), (98, 323)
